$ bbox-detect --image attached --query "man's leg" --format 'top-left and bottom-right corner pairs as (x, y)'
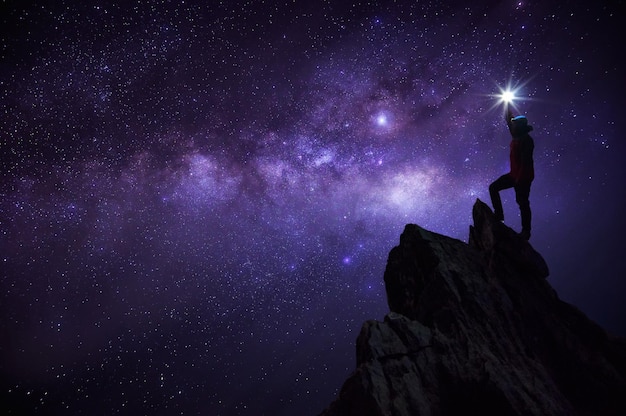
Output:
(515, 182), (532, 239)
(489, 174), (515, 221)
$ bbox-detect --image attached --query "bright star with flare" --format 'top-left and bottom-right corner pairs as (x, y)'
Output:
(486, 80), (529, 112)
(499, 89), (517, 104)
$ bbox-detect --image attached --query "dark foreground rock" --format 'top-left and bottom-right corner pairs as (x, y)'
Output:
(320, 199), (626, 416)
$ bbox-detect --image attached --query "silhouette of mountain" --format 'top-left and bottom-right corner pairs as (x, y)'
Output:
(320, 199), (626, 416)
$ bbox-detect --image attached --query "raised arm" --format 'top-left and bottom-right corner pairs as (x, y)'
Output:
(505, 103), (514, 133)
(505, 103), (513, 123)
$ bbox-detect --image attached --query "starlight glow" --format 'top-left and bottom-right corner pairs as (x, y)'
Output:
(495, 85), (520, 105)
(500, 89), (516, 103)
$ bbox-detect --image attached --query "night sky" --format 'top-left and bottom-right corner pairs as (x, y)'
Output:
(1, 1), (625, 415)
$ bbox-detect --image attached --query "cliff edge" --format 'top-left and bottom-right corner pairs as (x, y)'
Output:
(320, 199), (626, 416)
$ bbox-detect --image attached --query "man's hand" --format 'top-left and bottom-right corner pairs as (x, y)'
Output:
(505, 103), (513, 120)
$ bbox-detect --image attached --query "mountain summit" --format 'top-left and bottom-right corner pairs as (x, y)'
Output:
(320, 199), (626, 416)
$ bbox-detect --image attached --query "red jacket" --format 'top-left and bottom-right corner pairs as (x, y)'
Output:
(506, 108), (535, 183)
(509, 136), (534, 183)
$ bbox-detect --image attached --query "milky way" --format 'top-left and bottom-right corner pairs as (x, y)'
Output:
(2, 1), (625, 415)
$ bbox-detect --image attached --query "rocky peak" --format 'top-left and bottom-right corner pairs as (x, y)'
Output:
(320, 199), (626, 416)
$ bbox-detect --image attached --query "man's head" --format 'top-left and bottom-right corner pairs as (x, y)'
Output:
(511, 115), (533, 135)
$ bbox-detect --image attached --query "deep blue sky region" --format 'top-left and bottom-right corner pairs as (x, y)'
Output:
(1, 1), (625, 415)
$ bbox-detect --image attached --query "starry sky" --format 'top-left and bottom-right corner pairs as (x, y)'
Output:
(1, 1), (625, 415)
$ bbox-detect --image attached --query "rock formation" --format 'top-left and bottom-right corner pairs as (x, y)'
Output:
(320, 199), (626, 416)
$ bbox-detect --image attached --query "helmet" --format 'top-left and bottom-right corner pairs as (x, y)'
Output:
(511, 115), (528, 126)
(511, 115), (533, 134)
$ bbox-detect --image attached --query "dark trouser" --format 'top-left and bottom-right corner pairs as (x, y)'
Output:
(489, 174), (532, 232)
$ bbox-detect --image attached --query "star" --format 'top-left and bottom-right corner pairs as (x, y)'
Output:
(499, 88), (517, 104)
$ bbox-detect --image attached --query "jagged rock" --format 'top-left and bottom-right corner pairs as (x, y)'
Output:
(320, 199), (626, 416)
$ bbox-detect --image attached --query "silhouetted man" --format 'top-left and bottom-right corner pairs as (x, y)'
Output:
(489, 104), (534, 240)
